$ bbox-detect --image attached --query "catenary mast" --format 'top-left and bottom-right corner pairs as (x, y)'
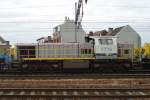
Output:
(75, 0), (88, 42)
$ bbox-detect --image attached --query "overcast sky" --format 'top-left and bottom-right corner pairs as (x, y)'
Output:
(0, 0), (150, 45)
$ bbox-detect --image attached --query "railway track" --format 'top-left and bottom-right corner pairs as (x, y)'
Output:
(0, 88), (150, 100)
(0, 74), (150, 79)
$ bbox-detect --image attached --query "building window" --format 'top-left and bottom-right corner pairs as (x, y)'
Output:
(124, 49), (129, 54)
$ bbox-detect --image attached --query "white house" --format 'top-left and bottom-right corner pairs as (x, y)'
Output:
(52, 17), (86, 43)
(93, 25), (141, 48)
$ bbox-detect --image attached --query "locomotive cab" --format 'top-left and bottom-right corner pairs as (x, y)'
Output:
(89, 36), (118, 59)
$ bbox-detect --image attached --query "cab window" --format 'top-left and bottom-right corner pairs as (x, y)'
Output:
(107, 39), (113, 45)
(99, 39), (113, 45)
(99, 39), (107, 45)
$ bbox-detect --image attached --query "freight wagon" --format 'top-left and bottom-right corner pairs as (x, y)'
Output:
(0, 45), (11, 71)
(0, 54), (11, 70)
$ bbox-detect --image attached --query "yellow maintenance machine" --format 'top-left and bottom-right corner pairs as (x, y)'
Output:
(134, 48), (144, 59)
(143, 43), (150, 59)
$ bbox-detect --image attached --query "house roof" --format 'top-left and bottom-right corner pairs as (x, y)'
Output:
(37, 37), (45, 41)
(107, 26), (125, 36)
(93, 30), (108, 36)
(93, 26), (126, 36)
(0, 36), (6, 43)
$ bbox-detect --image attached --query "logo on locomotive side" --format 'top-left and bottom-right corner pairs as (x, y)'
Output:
(101, 47), (113, 51)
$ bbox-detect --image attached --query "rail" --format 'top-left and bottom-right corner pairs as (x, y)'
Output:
(0, 74), (150, 79)
(0, 88), (149, 99)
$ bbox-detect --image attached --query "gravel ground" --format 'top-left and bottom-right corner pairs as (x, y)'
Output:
(0, 78), (149, 88)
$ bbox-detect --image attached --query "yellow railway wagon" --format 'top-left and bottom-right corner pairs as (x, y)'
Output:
(0, 45), (10, 55)
(144, 43), (150, 58)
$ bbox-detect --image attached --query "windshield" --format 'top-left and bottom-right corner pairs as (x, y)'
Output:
(99, 39), (113, 45)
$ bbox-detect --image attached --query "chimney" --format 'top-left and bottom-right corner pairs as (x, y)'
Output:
(89, 31), (94, 36)
(5, 41), (9, 45)
(108, 28), (113, 33)
(65, 16), (68, 21)
(48, 36), (51, 40)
